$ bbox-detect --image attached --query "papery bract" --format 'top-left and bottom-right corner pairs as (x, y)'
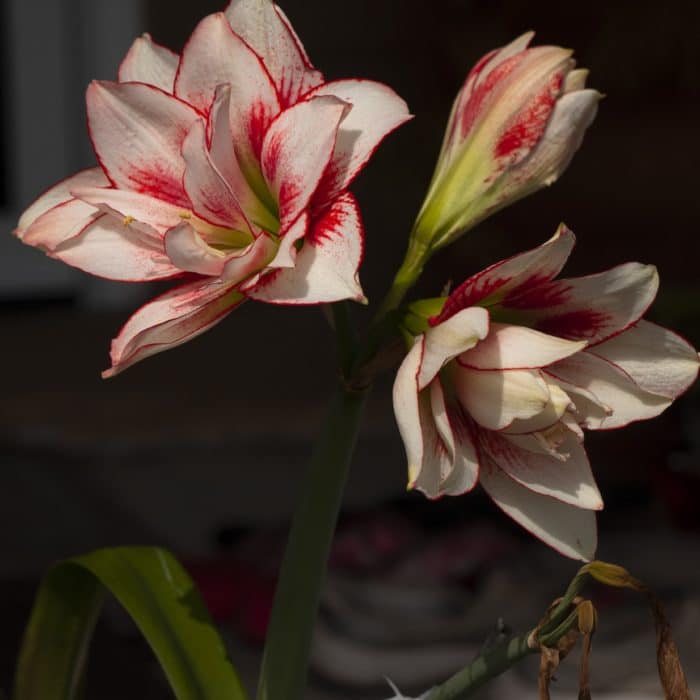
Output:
(15, 0), (411, 376)
(393, 226), (699, 560)
(413, 33), (601, 252)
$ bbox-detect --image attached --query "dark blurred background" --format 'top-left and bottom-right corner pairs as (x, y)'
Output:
(1, 0), (699, 697)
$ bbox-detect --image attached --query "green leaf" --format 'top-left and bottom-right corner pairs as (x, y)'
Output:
(13, 547), (248, 700)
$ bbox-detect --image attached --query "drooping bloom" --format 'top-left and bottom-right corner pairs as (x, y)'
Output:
(393, 226), (699, 560)
(15, 0), (411, 376)
(412, 33), (600, 252)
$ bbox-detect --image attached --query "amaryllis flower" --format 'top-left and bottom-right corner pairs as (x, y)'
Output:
(393, 226), (699, 560)
(412, 33), (600, 252)
(15, 0), (411, 376)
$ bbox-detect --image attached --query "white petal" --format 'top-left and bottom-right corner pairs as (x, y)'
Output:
(164, 222), (227, 276)
(261, 96), (349, 226)
(118, 34), (178, 92)
(393, 338), (427, 486)
(430, 377), (455, 461)
(105, 277), (244, 377)
(590, 320), (699, 399)
(222, 233), (277, 285)
(86, 81), (200, 208)
(454, 367), (550, 431)
(482, 429), (602, 510)
(266, 212), (307, 269)
(458, 323), (586, 370)
(72, 186), (190, 234)
(564, 68), (589, 92)
(247, 193), (364, 304)
(480, 458), (598, 561)
(305, 80), (412, 208)
(546, 351), (671, 429)
(434, 225), (574, 323)
(418, 307), (490, 389)
(412, 396), (454, 499)
(440, 404), (480, 495)
(547, 376), (612, 430)
(502, 380), (573, 435)
(52, 214), (177, 281)
(17, 168), (109, 235)
(19, 199), (102, 250)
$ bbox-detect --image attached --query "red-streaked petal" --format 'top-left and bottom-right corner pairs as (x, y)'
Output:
(247, 193), (364, 304)
(181, 120), (250, 231)
(454, 367), (550, 431)
(16, 168), (108, 237)
(306, 80), (412, 208)
(589, 320), (699, 400)
(444, 45), (571, 174)
(86, 81), (200, 208)
(480, 456), (597, 561)
(434, 225), (574, 323)
(174, 11), (281, 173)
(118, 33), (178, 92)
(223, 0), (323, 106)
(439, 33), (535, 167)
(502, 88), (600, 195)
(418, 307), (490, 389)
(458, 323), (586, 370)
(104, 278), (244, 377)
(546, 350), (671, 430)
(514, 262), (659, 344)
(481, 428), (602, 510)
(261, 95), (349, 226)
(52, 214), (177, 281)
(164, 222), (227, 276)
(208, 86), (278, 232)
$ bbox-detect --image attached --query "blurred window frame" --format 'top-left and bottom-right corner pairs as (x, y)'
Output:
(0, 0), (143, 303)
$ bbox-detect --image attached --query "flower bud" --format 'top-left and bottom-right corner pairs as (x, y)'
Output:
(413, 32), (601, 251)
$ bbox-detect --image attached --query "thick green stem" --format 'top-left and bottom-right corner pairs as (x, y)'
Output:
(330, 302), (357, 378)
(373, 237), (432, 323)
(426, 571), (588, 700)
(427, 635), (532, 700)
(256, 386), (369, 700)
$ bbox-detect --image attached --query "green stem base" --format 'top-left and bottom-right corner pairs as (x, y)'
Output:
(256, 387), (369, 700)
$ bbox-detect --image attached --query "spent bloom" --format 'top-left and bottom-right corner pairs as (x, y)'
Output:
(15, 0), (411, 376)
(412, 33), (600, 252)
(393, 226), (699, 560)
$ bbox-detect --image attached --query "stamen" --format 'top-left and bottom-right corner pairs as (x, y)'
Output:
(122, 215), (134, 227)
(179, 212), (192, 220)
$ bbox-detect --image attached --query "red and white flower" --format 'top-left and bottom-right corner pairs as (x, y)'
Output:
(413, 33), (600, 251)
(15, 0), (411, 376)
(393, 226), (699, 560)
